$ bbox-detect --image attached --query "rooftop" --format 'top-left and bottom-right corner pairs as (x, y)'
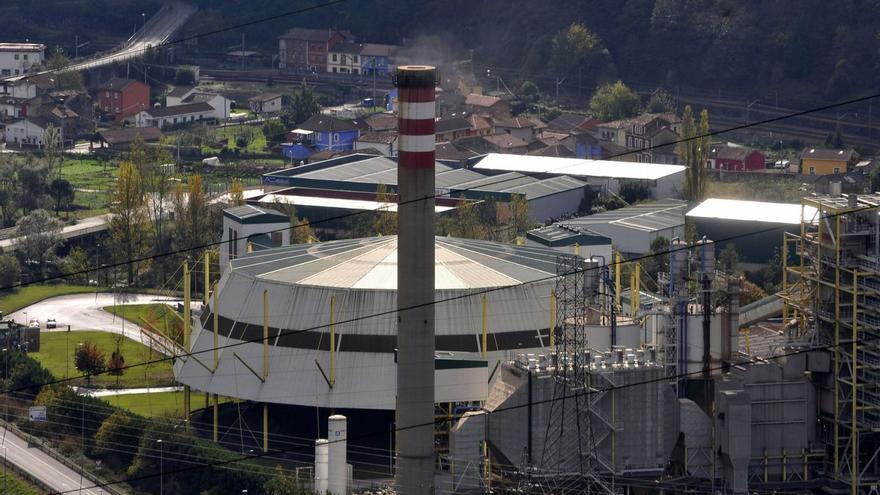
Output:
(686, 198), (818, 225)
(526, 224), (611, 247)
(482, 133), (528, 150)
(142, 102), (213, 118)
(563, 199), (687, 233)
(97, 127), (164, 145)
(167, 85), (195, 98)
(249, 92), (282, 103)
(0, 43), (45, 52)
(494, 116), (537, 129)
(223, 205), (288, 224)
(299, 114), (359, 132)
(472, 153), (686, 181)
(280, 27), (347, 42)
(99, 78), (145, 91)
(465, 93), (502, 108)
(357, 131), (397, 144)
(229, 236), (559, 290)
(800, 147), (858, 161)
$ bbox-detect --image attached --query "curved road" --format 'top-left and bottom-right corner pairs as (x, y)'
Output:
(0, 425), (106, 495)
(8, 293), (186, 356)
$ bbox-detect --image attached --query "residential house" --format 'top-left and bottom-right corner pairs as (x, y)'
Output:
(645, 126), (681, 165)
(134, 102), (215, 128)
(481, 133), (529, 154)
(27, 90), (94, 139)
(799, 147), (860, 176)
(167, 87), (232, 121)
(812, 172), (865, 195)
(298, 114), (360, 151)
(354, 131), (397, 156)
(0, 43), (45, 77)
(436, 115), (470, 142)
(221, 205), (291, 268)
(527, 143), (576, 158)
(363, 112), (397, 132)
(3, 116), (55, 147)
(465, 114), (493, 137)
(92, 127), (164, 150)
(327, 43), (362, 74)
(435, 141), (479, 163)
(249, 93), (283, 114)
(0, 73), (54, 99)
(360, 43), (397, 76)
(277, 28), (348, 71)
(595, 119), (630, 147)
(560, 132), (603, 159)
(0, 96), (27, 119)
(707, 144), (766, 171)
(98, 78), (150, 122)
(544, 113), (599, 135)
(464, 93), (509, 120)
(493, 116), (538, 143)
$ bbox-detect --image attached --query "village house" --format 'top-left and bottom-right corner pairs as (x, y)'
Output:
(3, 115), (55, 147)
(166, 86), (232, 121)
(436, 115), (471, 142)
(799, 147), (860, 175)
(0, 43), (45, 77)
(327, 43), (362, 74)
(464, 93), (510, 120)
(278, 28), (348, 71)
(98, 78), (150, 122)
(249, 93), (283, 114)
(707, 144), (766, 171)
(354, 131), (397, 156)
(298, 114), (360, 152)
(360, 44), (397, 76)
(493, 116), (538, 143)
(134, 102), (215, 128)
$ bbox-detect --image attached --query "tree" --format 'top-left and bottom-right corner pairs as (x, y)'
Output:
(63, 247), (90, 285)
(143, 138), (175, 250)
(45, 48), (84, 91)
(74, 342), (105, 385)
(107, 162), (153, 285)
(264, 465), (309, 495)
(48, 178), (75, 216)
(373, 183), (396, 235)
(291, 217), (315, 244)
(824, 124), (845, 149)
(453, 201), (485, 240)
(281, 81), (320, 128)
(0, 157), (20, 227)
(509, 194), (531, 236)
(719, 244), (739, 274)
(42, 124), (62, 176)
(229, 180), (245, 207)
(678, 105), (710, 202)
(262, 119), (287, 146)
(17, 162), (49, 213)
(14, 209), (62, 278)
(0, 254), (21, 290)
(107, 349), (125, 376)
(174, 68), (196, 86)
(172, 175), (213, 254)
(647, 89), (675, 113)
(519, 80), (540, 101)
(589, 81), (640, 121)
(94, 410), (142, 466)
(550, 23), (606, 83)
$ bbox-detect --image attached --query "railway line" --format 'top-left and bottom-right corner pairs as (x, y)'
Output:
(201, 68), (394, 91)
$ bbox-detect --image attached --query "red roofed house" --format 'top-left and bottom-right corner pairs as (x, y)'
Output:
(99, 78), (149, 123)
(278, 28), (349, 71)
(708, 144), (766, 171)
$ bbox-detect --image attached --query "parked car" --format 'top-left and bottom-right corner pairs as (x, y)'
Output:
(46, 318), (56, 329)
(28, 319), (39, 329)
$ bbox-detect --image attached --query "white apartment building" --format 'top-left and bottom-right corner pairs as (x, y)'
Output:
(0, 43), (45, 77)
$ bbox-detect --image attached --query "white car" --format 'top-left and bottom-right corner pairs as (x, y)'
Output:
(46, 318), (57, 329)
(28, 319), (39, 329)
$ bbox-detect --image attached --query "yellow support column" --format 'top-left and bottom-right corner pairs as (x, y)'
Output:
(263, 289), (269, 379)
(574, 243), (580, 256)
(549, 291), (556, 351)
(482, 295), (488, 359)
(213, 394), (219, 443)
(782, 237), (789, 321)
(204, 251), (210, 305)
(183, 261), (191, 431)
(615, 252), (622, 311)
(330, 295), (336, 387)
(213, 282), (219, 370)
(633, 263), (640, 314)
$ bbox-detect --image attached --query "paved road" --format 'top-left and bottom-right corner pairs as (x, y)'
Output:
(0, 425), (105, 495)
(0, 214), (112, 251)
(76, 385), (183, 397)
(63, 2), (197, 73)
(7, 293), (185, 356)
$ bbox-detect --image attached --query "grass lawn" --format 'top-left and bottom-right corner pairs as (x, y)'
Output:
(103, 303), (184, 345)
(105, 391), (232, 418)
(0, 471), (42, 495)
(59, 158), (118, 191)
(31, 331), (174, 389)
(215, 125), (270, 154)
(0, 284), (95, 315)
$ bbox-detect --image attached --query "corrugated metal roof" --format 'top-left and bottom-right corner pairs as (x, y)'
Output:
(563, 200), (686, 233)
(686, 198), (817, 225)
(230, 236), (558, 290)
(473, 153), (686, 180)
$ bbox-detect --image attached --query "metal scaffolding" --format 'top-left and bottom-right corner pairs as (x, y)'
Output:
(782, 193), (880, 494)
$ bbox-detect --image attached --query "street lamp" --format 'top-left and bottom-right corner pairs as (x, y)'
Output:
(156, 439), (163, 495)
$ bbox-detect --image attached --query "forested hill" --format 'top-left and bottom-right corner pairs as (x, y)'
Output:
(6, 0), (880, 101)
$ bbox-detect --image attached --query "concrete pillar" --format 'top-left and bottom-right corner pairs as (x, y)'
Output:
(395, 65), (437, 495)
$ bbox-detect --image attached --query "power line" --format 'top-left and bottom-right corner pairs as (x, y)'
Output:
(5, 87), (879, 293)
(50, 328), (875, 494)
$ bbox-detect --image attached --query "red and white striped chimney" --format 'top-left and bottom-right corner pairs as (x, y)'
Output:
(394, 65), (437, 494)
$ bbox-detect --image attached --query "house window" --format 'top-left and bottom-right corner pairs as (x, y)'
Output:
(332, 53), (337, 62)
(23, 54), (27, 61)
(105, 91), (110, 98)
(809, 166), (815, 175)
(332, 67), (337, 73)
(0, 70), (9, 76)
(834, 167), (841, 174)
(114, 93), (118, 100)
(13, 54), (19, 60)
(353, 68), (359, 74)
(353, 55), (359, 63)
(334, 133), (340, 142)
(13, 70), (19, 75)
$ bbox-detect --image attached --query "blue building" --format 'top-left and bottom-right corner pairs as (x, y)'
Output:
(360, 43), (397, 77)
(298, 114), (360, 152)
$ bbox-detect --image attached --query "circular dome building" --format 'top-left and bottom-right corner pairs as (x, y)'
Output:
(174, 236), (641, 411)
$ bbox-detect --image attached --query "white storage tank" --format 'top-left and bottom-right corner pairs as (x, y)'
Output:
(328, 414), (347, 495)
(314, 439), (329, 494)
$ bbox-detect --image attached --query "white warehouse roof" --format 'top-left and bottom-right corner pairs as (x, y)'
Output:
(472, 153), (686, 181)
(686, 198), (818, 225)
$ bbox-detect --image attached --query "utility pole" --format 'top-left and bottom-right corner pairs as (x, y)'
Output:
(555, 77), (565, 105)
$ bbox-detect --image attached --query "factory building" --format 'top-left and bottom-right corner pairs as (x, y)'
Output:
(558, 199), (687, 255)
(469, 153), (686, 199)
(260, 154), (589, 224)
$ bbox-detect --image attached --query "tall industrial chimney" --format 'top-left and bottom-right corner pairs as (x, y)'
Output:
(395, 65), (437, 494)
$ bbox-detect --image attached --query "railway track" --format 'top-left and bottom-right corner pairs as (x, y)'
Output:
(201, 69), (394, 91)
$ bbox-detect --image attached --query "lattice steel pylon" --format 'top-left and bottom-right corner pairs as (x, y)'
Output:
(529, 254), (617, 494)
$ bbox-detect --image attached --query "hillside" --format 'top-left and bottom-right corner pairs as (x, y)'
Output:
(8, 0), (880, 102)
